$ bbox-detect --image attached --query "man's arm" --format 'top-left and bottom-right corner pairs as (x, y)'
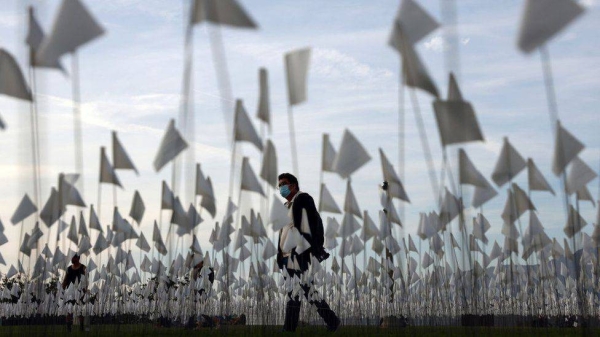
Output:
(293, 193), (324, 248)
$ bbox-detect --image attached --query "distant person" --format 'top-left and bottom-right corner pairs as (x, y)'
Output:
(276, 173), (340, 332)
(62, 254), (87, 332)
(190, 259), (215, 295)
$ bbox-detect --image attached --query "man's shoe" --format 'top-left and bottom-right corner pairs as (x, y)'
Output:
(326, 318), (340, 332)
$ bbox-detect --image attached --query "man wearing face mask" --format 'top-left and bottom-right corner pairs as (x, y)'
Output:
(62, 254), (87, 332)
(276, 173), (340, 332)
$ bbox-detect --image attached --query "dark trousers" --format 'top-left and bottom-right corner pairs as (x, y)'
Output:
(282, 261), (339, 331)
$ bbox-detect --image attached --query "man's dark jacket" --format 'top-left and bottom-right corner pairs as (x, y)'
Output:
(277, 193), (325, 273)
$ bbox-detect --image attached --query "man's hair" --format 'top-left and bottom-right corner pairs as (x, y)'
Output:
(278, 172), (299, 189)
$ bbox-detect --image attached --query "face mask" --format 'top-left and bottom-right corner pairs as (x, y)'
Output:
(279, 184), (291, 198)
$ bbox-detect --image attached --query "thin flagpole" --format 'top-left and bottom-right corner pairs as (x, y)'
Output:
(287, 105), (299, 178)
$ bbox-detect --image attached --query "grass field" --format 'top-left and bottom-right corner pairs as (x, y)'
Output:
(0, 325), (598, 337)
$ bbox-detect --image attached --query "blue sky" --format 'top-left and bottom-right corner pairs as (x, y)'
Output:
(0, 0), (598, 272)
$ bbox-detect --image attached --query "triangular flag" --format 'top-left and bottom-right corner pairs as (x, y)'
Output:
(129, 190), (145, 224)
(471, 179), (498, 208)
(433, 100), (484, 147)
(36, 0), (105, 66)
(136, 232), (151, 253)
(56, 219), (69, 238)
(260, 139), (278, 188)
(41, 244), (53, 257)
(0, 232), (7, 247)
(472, 214), (491, 244)
(195, 164), (216, 217)
(565, 157), (597, 195)
(269, 196), (290, 231)
(552, 121), (584, 176)
(282, 227), (300, 252)
(576, 185), (595, 205)
(321, 133), (337, 173)
(319, 183), (341, 214)
(256, 68), (270, 126)
(161, 180), (174, 210)
(154, 119), (188, 172)
(0, 49), (32, 101)
(234, 99), (263, 151)
(239, 245), (252, 262)
(299, 209), (311, 236)
(78, 236), (92, 255)
(491, 137), (527, 187)
(171, 197), (191, 231)
(338, 213), (361, 238)
(190, 234), (203, 255)
(92, 233), (108, 255)
(99, 147), (122, 188)
(78, 211), (89, 237)
(67, 216), (79, 245)
(408, 235), (418, 253)
(343, 180), (362, 219)
(152, 221), (162, 243)
(285, 47), (311, 106)
(89, 204), (102, 232)
(332, 129), (371, 178)
(489, 241), (502, 261)
(501, 183), (535, 224)
(439, 189), (461, 227)
(40, 188), (65, 228)
(459, 149), (488, 188)
(112, 131), (138, 174)
(390, 26), (439, 97)
(10, 194), (37, 225)
(60, 175), (86, 207)
(362, 211), (380, 241)
(447, 73), (463, 101)
(262, 240), (277, 260)
(527, 158), (555, 195)
(27, 7), (65, 71)
(564, 205), (587, 238)
(422, 252), (433, 269)
(190, 0), (257, 28)
(517, 0), (585, 53)
(187, 204), (203, 230)
(240, 157), (265, 196)
(112, 207), (135, 235)
(379, 149), (409, 202)
(523, 212), (545, 245)
(388, 0), (439, 47)
(325, 217), (340, 240)
(20, 233), (31, 256)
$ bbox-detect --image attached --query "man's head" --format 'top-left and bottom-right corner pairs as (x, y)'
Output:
(71, 254), (80, 265)
(278, 173), (299, 200)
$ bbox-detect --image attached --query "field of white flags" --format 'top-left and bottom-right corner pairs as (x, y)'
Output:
(0, 0), (599, 334)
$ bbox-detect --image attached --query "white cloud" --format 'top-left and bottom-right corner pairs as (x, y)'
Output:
(424, 36), (446, 52)
(311, 47), (394, 82)
(581, 0), (597, 7)
(0, 12), (22, 29)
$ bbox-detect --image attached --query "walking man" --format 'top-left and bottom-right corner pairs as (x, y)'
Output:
(62, 254), (87, 332)
(276, 173), (340, 332)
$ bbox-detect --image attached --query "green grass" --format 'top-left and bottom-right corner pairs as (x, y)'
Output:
(0, 325), (597, 337)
